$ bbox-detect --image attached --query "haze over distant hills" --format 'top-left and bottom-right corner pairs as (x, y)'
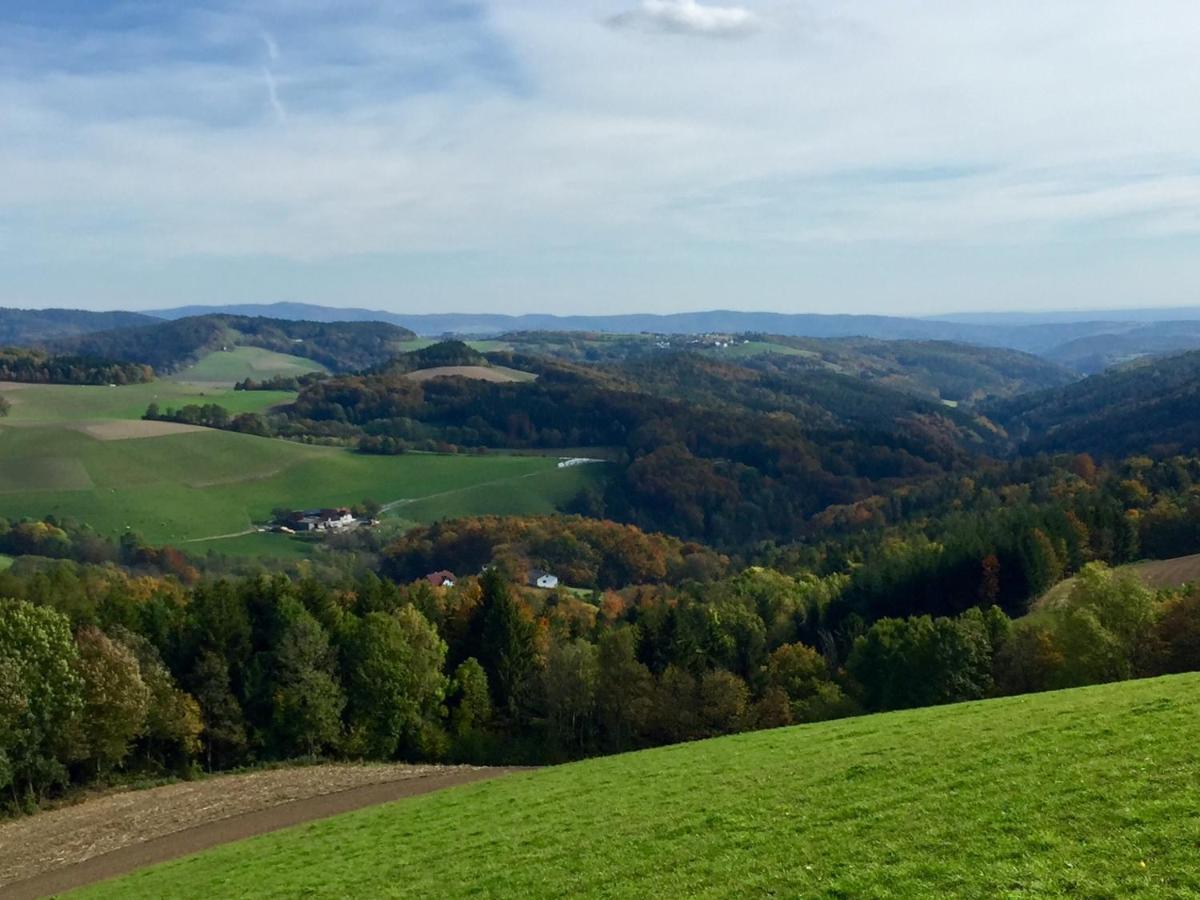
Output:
(5, 302), (1200, 374)
(142, 302), (1200, 372)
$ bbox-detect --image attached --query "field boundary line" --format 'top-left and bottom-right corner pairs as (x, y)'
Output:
(1, 767), (527, 900)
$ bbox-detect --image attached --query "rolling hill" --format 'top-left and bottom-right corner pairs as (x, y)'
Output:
(81, 673), (1200, 898)
(45, 315), (417, 374)
(0, 381), (604, 554)
(988, 350), (1200, 457)
(0, 308), (157, 345)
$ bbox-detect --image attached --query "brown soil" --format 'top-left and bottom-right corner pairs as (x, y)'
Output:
(404, 365), (532, 383)
(0, 763), (520, 899)
(74, 420), (207, 441)
(1133, 553), (1200, 590)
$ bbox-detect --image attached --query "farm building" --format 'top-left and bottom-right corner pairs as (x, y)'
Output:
(529, 570), (559, 589)
(286, 507), (356, 532)
(425, 570), (456, 588)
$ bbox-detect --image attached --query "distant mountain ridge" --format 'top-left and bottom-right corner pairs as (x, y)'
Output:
(142, 302), (1110, 348)
(4, 302), (1200, 373)
(144, 302), (1200, 369)
(0, 308), (157, 345)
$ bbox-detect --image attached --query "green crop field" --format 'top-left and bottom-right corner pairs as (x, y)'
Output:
(81, 673), (1200, 898)
(0, 382), (603, 550)
(707, 340), (815, 359)
(0, 381), (291, 422)
(166, 347), (328, 385)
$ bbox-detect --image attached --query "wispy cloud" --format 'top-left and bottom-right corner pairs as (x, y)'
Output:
(261, 64), (285, 122)
(608, 0), (760, 38)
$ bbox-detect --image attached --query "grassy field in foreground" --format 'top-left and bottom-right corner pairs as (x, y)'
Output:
(84, 674), (1200, 898)
(166, 347), (328, 385)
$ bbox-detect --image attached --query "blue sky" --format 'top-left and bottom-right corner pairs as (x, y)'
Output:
(3, 0), (1200, 315)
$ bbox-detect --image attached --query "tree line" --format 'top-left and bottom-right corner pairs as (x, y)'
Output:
(5, 548), (1200, 814)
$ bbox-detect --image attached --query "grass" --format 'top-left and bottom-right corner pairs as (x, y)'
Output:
(0, 381), (290, 422)
(166, 347), (328, 385)
(389, 461), (606, 522)
(0, 382), (605, 547)
(81, 673), (1200, 898)
(706, 340), (816, 359)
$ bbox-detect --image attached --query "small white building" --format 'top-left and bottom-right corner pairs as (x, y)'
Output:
(529, 569), (559, 589)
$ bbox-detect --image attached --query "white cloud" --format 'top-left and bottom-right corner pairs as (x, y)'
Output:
(608, 0), (760, 38)
(5, 1), (1200, 313)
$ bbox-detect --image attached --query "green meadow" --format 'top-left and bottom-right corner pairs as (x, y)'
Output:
(0, 380), (602, 551)
(166, 346), (328, 385)
(82, 673), (1200, 898)
(0, 380), (292, 423)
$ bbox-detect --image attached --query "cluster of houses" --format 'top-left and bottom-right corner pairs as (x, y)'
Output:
(273, 507), (359, 534)
(423, 569), (560, 590)
(650, 334), (752, 351)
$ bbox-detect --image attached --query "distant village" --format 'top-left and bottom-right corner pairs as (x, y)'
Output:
(651, 333), (751, 351)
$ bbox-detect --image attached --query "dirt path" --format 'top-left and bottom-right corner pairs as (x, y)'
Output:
(1, 764), (522, 899)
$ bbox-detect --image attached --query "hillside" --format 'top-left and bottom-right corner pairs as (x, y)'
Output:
(0, 381), (598, 552)
(0, 308), (157, 345)
(482, 332), (1075, 402)
(46, 315), (417, 374)
(84, 674), (1200, 898)
(143, 302), (1148, 352)
(1042, 321), (1200, 373)
(740, 337), (1077, 403)
(287, 344), (1001, 547)
(988, 350), (1200, 457)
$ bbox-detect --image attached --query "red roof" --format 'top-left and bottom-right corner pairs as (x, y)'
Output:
(425, 570), (456, 586)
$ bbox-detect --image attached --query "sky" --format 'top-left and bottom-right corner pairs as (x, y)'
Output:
(2, 0), (1200, 316)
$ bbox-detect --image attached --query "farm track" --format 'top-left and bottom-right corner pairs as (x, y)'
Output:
(382, 469), (545, 513)
(1, 765), (524, 899)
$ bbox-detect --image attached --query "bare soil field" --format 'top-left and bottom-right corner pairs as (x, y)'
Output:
(74, 419), (208, 441)
(1134, 553), (1200, 589)
(404, 365), (534, 383)
(0, 763), (519, 898)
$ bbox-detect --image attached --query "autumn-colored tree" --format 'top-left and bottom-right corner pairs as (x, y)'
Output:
(698, 669), (749, 737)
(71, 627), (151, 775)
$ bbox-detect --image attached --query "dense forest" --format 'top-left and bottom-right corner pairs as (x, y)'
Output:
(0, 348), (152, 385)
(266, 344), (999, 548)
(48, 315), (418, 374)
(4, 527), (1198, 809)
(989, 350), (1200, 458)
(0, 308), (156, 346)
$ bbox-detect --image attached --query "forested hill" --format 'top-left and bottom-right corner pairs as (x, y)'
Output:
(613, 352), (999, 441)
(46, 314), (417, 374)
(284, 344), (1001, 547)
(482, 333), (1076, 403)
(987, 350), (1200, 458)
(0, 308), (156, 345)
(743, 337), (1076, 403)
